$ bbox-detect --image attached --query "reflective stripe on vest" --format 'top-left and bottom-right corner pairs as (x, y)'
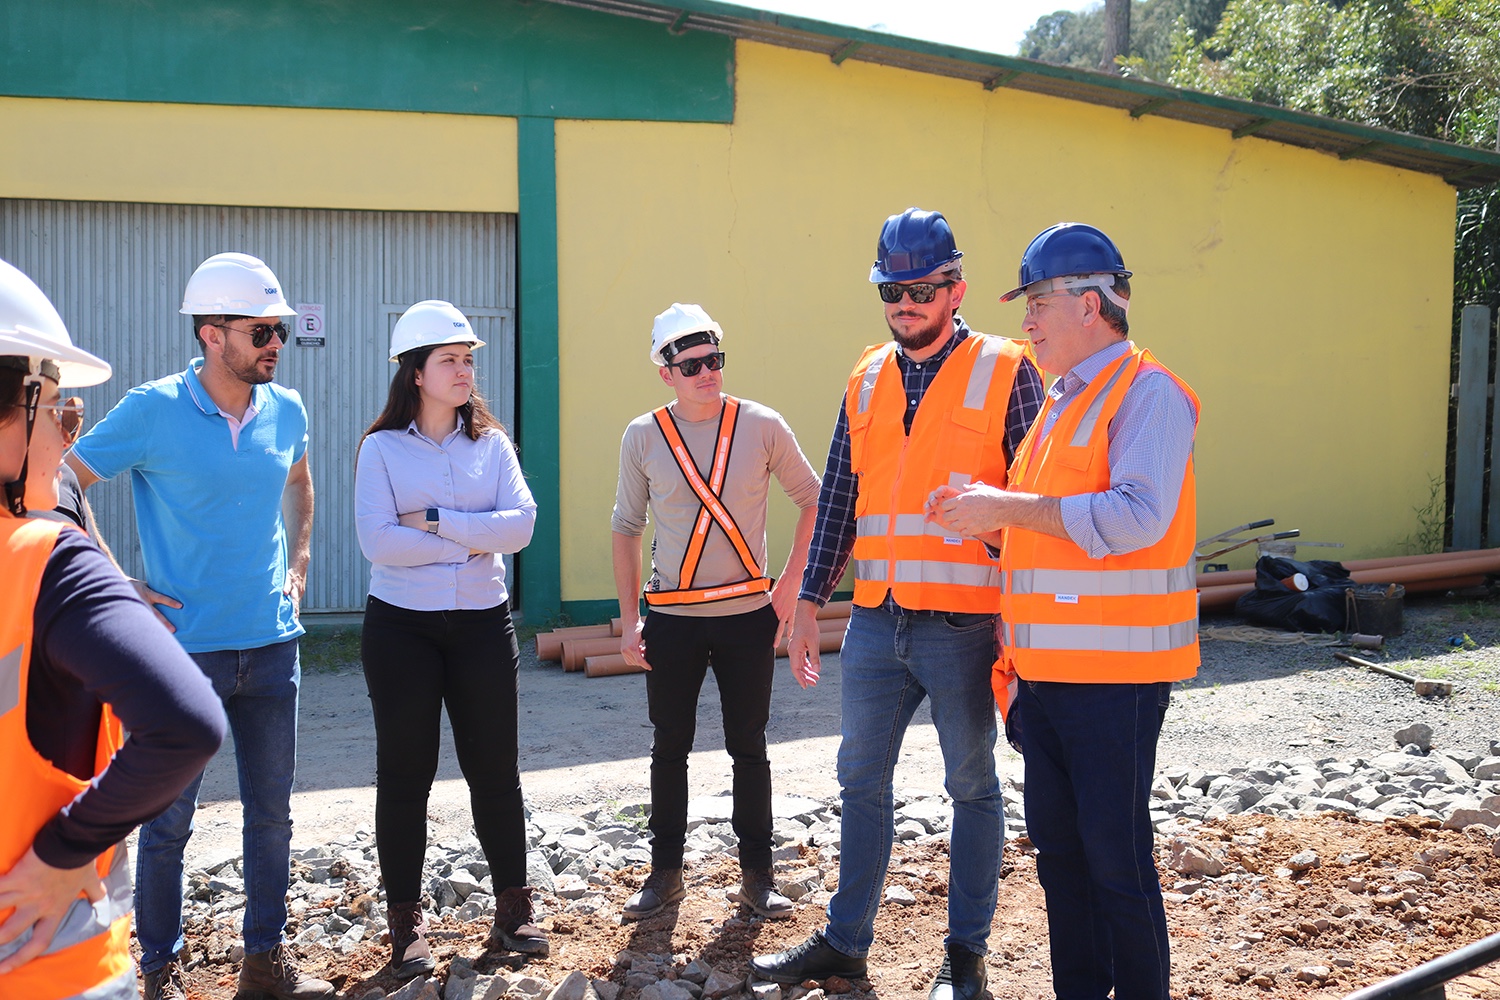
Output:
(0, 842), (133, 965)
(69, 965), (139, 1000)
(1066, 353), (1133, 447)
(854, 559), (1001, 588)
(643, 396), (771, 607)
(1006, 618), (1199, 653)
(1008, 562), (1197, 597)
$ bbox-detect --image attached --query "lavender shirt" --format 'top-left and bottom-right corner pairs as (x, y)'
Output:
(1046, 340), (1198, 559)
(355, 420), (536, 611)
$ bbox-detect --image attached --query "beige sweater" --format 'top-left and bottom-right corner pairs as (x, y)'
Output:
(613, 396), (820, 618)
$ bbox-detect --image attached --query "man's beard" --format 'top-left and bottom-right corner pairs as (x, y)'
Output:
(887, 312), (947, 354)
(223, 343), (276, 385)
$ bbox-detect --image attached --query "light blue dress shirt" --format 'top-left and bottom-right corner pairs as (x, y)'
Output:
(1046, 340), (1198, 559)
(355, 420), (536, 611)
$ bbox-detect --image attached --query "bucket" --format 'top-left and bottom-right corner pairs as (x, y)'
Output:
(1346, 583), (1405, 636)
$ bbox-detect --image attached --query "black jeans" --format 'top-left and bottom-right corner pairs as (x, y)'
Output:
(642, 603), (778, 870)
(361, 595), (526, 903)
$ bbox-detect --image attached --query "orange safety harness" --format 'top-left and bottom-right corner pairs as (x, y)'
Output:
(644, 396), (774, 606)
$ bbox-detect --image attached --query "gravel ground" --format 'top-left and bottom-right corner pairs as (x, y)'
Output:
(1175, 595), (1500, 771)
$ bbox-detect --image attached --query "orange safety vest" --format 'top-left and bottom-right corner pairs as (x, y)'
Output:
(847, 333), (1026, 612)
(997, 346), (1200, 696)
(0, 516), (133, 1000)
(643, 396), (775, 607)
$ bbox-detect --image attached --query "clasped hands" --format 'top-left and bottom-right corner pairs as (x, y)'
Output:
(922, 481), (1011, 538)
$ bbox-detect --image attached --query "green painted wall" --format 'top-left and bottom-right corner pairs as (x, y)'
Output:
(517, 115), (562, 624)
(1, 0), (733, 122)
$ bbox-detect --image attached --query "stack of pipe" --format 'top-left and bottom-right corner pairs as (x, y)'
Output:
(532, 600), (857, 678)
(1197, 548), (1500, 613)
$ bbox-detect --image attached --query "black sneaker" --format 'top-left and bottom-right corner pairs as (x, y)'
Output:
(750, 929), (867, 984)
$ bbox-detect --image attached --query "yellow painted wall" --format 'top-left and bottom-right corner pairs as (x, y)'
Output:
(556, 40), (1456, 604)
(0, 98), (518, 212)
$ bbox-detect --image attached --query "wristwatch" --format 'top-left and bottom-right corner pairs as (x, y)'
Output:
(426, 508), (440, 533)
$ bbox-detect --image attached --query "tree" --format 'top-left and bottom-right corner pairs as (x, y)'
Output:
(1101, 0), (1132, 71)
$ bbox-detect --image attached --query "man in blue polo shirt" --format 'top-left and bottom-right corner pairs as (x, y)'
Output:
(67, 253), (328, 1000)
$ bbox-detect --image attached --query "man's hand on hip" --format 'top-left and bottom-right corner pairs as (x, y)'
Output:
(130, 579), (182, 634)
(786, 599), (822, 689)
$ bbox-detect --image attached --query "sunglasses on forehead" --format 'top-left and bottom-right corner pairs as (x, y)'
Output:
(876, 279), (956, 305)
(664, 351), (726, 377)
(217, 320), (291, 349)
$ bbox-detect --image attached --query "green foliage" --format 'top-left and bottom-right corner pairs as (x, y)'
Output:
(1401, 474), (1449, 554)
(1019, 0), (1230, 74)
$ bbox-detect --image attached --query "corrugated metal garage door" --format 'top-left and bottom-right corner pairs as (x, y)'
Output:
(0, 200), (516, 613)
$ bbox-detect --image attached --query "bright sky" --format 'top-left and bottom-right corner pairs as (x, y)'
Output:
(745, 1), (1100, 57)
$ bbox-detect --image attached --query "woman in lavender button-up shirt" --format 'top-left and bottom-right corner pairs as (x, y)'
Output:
(354, 301), (544, 981)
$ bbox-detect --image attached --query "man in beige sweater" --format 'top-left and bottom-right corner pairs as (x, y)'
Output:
(611, 302), (820, 921)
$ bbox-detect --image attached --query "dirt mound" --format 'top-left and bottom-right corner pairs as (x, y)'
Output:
(175, 812), (1500, 998)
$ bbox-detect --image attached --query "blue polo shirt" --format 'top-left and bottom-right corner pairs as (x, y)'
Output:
(70, 359), (308, 654)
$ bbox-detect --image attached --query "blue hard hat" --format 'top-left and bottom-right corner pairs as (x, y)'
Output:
(999, 223), (1131, 302)
(870, 208), (963, 283)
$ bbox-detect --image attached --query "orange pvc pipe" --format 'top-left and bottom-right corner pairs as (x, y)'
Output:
(818, 600), (854, 619)
(583, 654), (644, 678)
(1198, 573), (1488, 613)
(536, 625), (612, 662)
(1197, 547), (1500, 589)
(561, 636), (623, 672)
(775, 631), (844, 657)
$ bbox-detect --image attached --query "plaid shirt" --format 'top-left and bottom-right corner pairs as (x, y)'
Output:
(799, 318), (1046, 605)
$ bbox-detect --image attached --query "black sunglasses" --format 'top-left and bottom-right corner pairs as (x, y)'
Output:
(877, 279), (957, 304)
(665, 351), (726, 377)
(218, 320), (291, 349)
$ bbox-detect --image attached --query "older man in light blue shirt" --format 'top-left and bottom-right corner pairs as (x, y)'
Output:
(927, 223), (1197, 1000)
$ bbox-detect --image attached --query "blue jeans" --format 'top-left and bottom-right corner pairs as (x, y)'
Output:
(824, 602), (1001, 958)
(136, 638), (300, 973)
(1016, 679), (1173, 1000)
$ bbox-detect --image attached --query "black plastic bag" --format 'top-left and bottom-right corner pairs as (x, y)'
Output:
(1233, 556), (1352, 632)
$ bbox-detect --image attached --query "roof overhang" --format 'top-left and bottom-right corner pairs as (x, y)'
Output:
(545, 0), (1500, 190)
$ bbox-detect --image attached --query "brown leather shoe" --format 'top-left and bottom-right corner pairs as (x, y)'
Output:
(386, 900), (435, 980)
(491, 885), (550, 956)
(142, 959), (187, 1000)
(735, 867), (794, 919)
(234, 944), (335, 999)
(622, 867), (686, 921)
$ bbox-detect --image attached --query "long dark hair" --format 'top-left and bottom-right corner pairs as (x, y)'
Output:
(360, 344), (507, 454)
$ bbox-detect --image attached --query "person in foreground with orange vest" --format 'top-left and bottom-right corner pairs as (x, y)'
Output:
(611, 303), (820, 921)
(927, 222), (1199, 1000)
(0, 258), (224, 1000)
(751, 208), (1044, 1000)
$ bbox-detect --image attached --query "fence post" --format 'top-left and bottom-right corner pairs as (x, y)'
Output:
(1452, 304), (1492, 550)
(1483, 307), (1500, 549)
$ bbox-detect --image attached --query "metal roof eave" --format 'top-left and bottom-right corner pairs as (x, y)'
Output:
(542, 0), (1500, 190)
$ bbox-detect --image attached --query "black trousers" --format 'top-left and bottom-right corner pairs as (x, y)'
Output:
(361, 595), (526, 903)
(642, 603), (778, 871)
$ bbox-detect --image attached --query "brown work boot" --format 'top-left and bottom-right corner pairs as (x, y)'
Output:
(622, 867), (686, 921)
(142, 959), (187, 1000)
(735, 866), (794, 919)
(386, 900), (435, 980)
(491, 885), (550, 956)
(234, 944), (335, 999)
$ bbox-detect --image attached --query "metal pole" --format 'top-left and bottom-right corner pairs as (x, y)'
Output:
(1342, 930), (1500, 999)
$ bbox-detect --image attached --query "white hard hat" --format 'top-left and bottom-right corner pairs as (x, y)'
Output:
(389, 300), (484, 362)
(179, 252), (296, 318)
(649, 303), (723, 366)
(0, 257), (111, 387)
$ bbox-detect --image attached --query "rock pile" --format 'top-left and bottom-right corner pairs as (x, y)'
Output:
(175, 731), (1500, 998)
